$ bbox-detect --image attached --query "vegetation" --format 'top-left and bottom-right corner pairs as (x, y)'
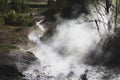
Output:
(0, 0), (120, 52)
(0, 0), (27, 13)
(0, 0), (47, 52)
(3, 13), (35, 26)
(0, 17), (5, 25)
(0, 25), (29, 51)
(25, 1), (47, 5)
(0, 13), (35, 26)
(0, 0), (35, 26)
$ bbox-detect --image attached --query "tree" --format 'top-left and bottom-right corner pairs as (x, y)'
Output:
(0, 0), (9, 13)
(0, 0), (26, 13)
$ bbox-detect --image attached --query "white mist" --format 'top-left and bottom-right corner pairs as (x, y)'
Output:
(23, 4), (117, 80)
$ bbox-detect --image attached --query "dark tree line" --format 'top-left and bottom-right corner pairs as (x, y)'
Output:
(0, 0), (26, 13)
(47, 0), (93, 19)
(47, 0), (120, 20)
(0, 0), (35, 26)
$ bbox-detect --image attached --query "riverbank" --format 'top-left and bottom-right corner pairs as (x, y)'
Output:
(0, 25), (38, 79)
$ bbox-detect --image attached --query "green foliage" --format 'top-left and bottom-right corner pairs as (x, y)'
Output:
(0, 45), (16, 52)
(0, 17), (5, 25)
(10, 0), (27, 13)
(0, 0), (34, 26)
(0, 0), (9, 13)
(3, 13), (35, 26)
(0, 0), (27, 13)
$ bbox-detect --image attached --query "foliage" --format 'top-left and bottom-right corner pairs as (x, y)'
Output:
(0, 25), (29, 51)
(3, 13), (35, 26)
(0, 0), (27, 13)
(0, 17), (5, 25)
(0, 0), (9, 13)
(0, 45), (16, 52)
(10, 0), (27, 13)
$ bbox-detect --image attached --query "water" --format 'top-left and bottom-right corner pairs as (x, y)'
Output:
(23, 4), (120, 80)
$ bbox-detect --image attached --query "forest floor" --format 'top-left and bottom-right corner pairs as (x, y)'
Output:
(0, 1), (47, 52)
(0, 25), (31, 52)
(0, 25), (38, 79)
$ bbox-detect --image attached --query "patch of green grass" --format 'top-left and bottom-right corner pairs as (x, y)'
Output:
(14, 36), (27, 43)
(0, 45), (17, 52)
(0, 25), (30, 52)
(25, 2), (47, 5)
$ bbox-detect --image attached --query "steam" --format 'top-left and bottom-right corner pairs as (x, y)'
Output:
(23, 4), (117, 80)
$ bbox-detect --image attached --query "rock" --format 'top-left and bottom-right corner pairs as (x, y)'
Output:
(9, 51), (37, 71)
(67, 71), (74, 78)
(0, 65), (23, 77)
(80, 74), (87, 80)
(0, 51), (37, 79)
(80, 70), (88, 80)
(41, 21), (57, 41)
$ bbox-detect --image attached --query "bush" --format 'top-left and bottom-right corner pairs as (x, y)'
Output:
(0, 17), (5, 25)
(3, 13), (35, 26)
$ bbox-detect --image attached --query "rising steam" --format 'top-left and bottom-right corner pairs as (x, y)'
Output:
(23, 4), (117, 80)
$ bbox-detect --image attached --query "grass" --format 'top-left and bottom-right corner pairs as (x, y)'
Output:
(0, 45), (17, 52)
(0, 25), (30, 51)
(24, 1), (47, 5)
(25, 2), (47, 5)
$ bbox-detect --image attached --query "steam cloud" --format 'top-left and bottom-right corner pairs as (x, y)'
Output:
(24, 4), (116, 80)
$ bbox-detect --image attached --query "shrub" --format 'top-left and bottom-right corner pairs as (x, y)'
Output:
(3, 13), (35, 26)
(4, 13), (17, 26)
(0, 17), (5, 25)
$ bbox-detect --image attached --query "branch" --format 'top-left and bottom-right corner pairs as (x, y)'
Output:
(76, 19), (107, 25)
(95, 19), (102, 37)
(115, 0), (118, 31)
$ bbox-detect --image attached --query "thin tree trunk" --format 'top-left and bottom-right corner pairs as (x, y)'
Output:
(115, 0), (118, 31)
